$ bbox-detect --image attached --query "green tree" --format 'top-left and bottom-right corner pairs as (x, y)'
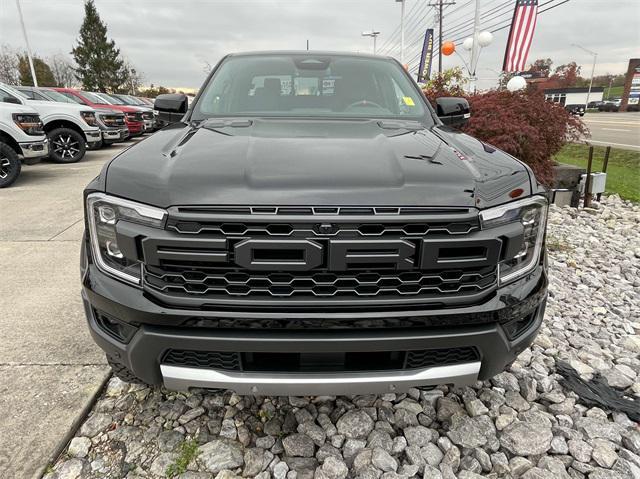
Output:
(72, 0), (124, 92)
(18, 55), (56, 86)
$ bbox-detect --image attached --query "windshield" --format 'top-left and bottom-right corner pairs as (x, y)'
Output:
(192, 54), (428, 122)
(82, 91), (109, 104)
(99, 93), (125, 105)
(114, 94), (136, 105)
(41, 89), (80, 103)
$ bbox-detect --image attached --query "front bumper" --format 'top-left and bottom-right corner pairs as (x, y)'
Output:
(18, 139), (49, 163)
(81, 237), (548, 394)
(84, 129), (102, 143)
(125, 121), (144, 135)
(101, 128), (126, 142)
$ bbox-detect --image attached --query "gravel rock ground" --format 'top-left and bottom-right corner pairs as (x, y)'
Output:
(44, 196), (640, 479)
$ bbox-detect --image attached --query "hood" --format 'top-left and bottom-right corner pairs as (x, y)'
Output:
(106, 105), (143, 113)
(26, 99), (95, 115)
(105, 118), (531, 209)
(0, 102), (39, 115)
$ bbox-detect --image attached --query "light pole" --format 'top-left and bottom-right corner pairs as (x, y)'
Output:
(572, 43), (597, 112)
(396, 0), (406, 63)
(15, 0), (38, 86)
(362, 30), (381, 55)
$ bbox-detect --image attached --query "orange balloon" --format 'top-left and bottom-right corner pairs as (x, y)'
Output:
(442, 41), (456, 56)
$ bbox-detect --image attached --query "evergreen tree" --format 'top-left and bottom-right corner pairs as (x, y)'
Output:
(72, 0), (124, 92)
(18, 55), (56, 86)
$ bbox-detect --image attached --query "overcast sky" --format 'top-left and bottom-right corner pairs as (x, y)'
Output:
(1, 0), (639, 90)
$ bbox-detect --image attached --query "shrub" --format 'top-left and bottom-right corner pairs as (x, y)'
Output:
(422, 72), (587, 185)
(463, 90), (587, 185)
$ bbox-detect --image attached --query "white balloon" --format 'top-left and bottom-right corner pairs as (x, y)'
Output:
(462, 37), (474, 51)
(478, 31), (494, 47)
(507, 76), (527, 92)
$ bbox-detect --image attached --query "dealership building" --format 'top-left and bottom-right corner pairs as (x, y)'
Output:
(543, 87), (605, 106)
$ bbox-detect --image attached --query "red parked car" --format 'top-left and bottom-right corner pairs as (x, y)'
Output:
(53, 88), (145, 136)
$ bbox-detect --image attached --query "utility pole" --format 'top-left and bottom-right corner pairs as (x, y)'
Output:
(396, 0), (406, 63)
(428, 0), (456, 73)
(15, 0), (38, 86)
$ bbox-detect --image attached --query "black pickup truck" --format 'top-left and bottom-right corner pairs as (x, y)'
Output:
(81, 51), (548, 395)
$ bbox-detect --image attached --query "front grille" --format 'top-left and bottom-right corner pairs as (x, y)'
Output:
(163, 350), (240, 370)
(140, 206), (501, 306)
(405, 347), (479, 368)
(161, 347), (479, 372)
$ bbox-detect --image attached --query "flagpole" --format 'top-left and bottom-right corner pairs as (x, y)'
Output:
(15, 0), (38, 86)
(470, 0), (481, 92)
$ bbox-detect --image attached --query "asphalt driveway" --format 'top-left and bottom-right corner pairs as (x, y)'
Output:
(583, 112), (640, 151)
(0, 141), (137, 479)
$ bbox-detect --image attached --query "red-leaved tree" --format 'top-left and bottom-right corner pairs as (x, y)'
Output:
(422, 72), (587, 185)
(462, 90), (587, 184)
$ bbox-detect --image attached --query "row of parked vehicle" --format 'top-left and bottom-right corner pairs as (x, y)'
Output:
(0, 83), (159, 187)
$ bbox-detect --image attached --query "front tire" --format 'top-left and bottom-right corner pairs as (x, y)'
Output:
(48, 128), (86, 163)
(0, 143), (21, 188)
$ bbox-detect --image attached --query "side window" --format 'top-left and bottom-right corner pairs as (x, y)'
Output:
(18, 90), (36, 99)
(1, 90), (22, 104)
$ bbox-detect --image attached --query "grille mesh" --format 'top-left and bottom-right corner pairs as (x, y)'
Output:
(145, 266), (497, 298)
(163, 350), (240, 370)
(405, 347), (479, 368)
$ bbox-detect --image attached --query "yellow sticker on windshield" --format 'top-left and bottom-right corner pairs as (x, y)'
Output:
(403, 96), (415, 106)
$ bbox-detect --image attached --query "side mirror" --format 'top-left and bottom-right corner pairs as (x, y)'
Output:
(3, 96), (21, 105)
(154, 93), (188, 124)
(436, 97), (470, 127)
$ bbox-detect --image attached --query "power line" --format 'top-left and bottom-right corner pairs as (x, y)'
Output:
(449, 0), (568, 44)
(427, 0), (457, 72)
(444, 0), (513, 38)
(378, 1), (431, 56)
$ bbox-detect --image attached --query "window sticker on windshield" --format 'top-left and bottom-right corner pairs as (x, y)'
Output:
(403, 96), (415, 106)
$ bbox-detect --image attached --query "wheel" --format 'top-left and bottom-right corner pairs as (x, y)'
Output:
(48, 127), (86, 163)
(106, 354), (147, 385)
(0, 143), (21, 188)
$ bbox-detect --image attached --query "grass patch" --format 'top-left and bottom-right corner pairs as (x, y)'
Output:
(603, 85), (623, 100)
(166, 439), (200, 478)
(554, 144), (640, 202)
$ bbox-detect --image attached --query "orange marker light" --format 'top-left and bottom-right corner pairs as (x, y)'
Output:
(509, 188), (524, 198)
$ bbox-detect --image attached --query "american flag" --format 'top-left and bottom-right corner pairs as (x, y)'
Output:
(502, 0), (539, 72)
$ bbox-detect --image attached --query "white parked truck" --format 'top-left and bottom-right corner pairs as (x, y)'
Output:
(0, 101), (49, 187)
(0, 83), (101, 163)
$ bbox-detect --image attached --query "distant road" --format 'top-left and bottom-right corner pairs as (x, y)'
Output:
(581, 112), (640, 151)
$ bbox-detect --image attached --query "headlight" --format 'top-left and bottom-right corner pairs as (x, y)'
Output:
(480, 196), (548, 286)
(97, 113), (120, 127)
(81, 111), (97, 126)
(125, 112), (139, 121)
(86, 193), (166, 285)
(13, 113), (44, 135)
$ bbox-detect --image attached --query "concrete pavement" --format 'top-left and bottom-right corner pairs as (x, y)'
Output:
(582, 111), (640, 151)
(0, 141), (136, 478)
